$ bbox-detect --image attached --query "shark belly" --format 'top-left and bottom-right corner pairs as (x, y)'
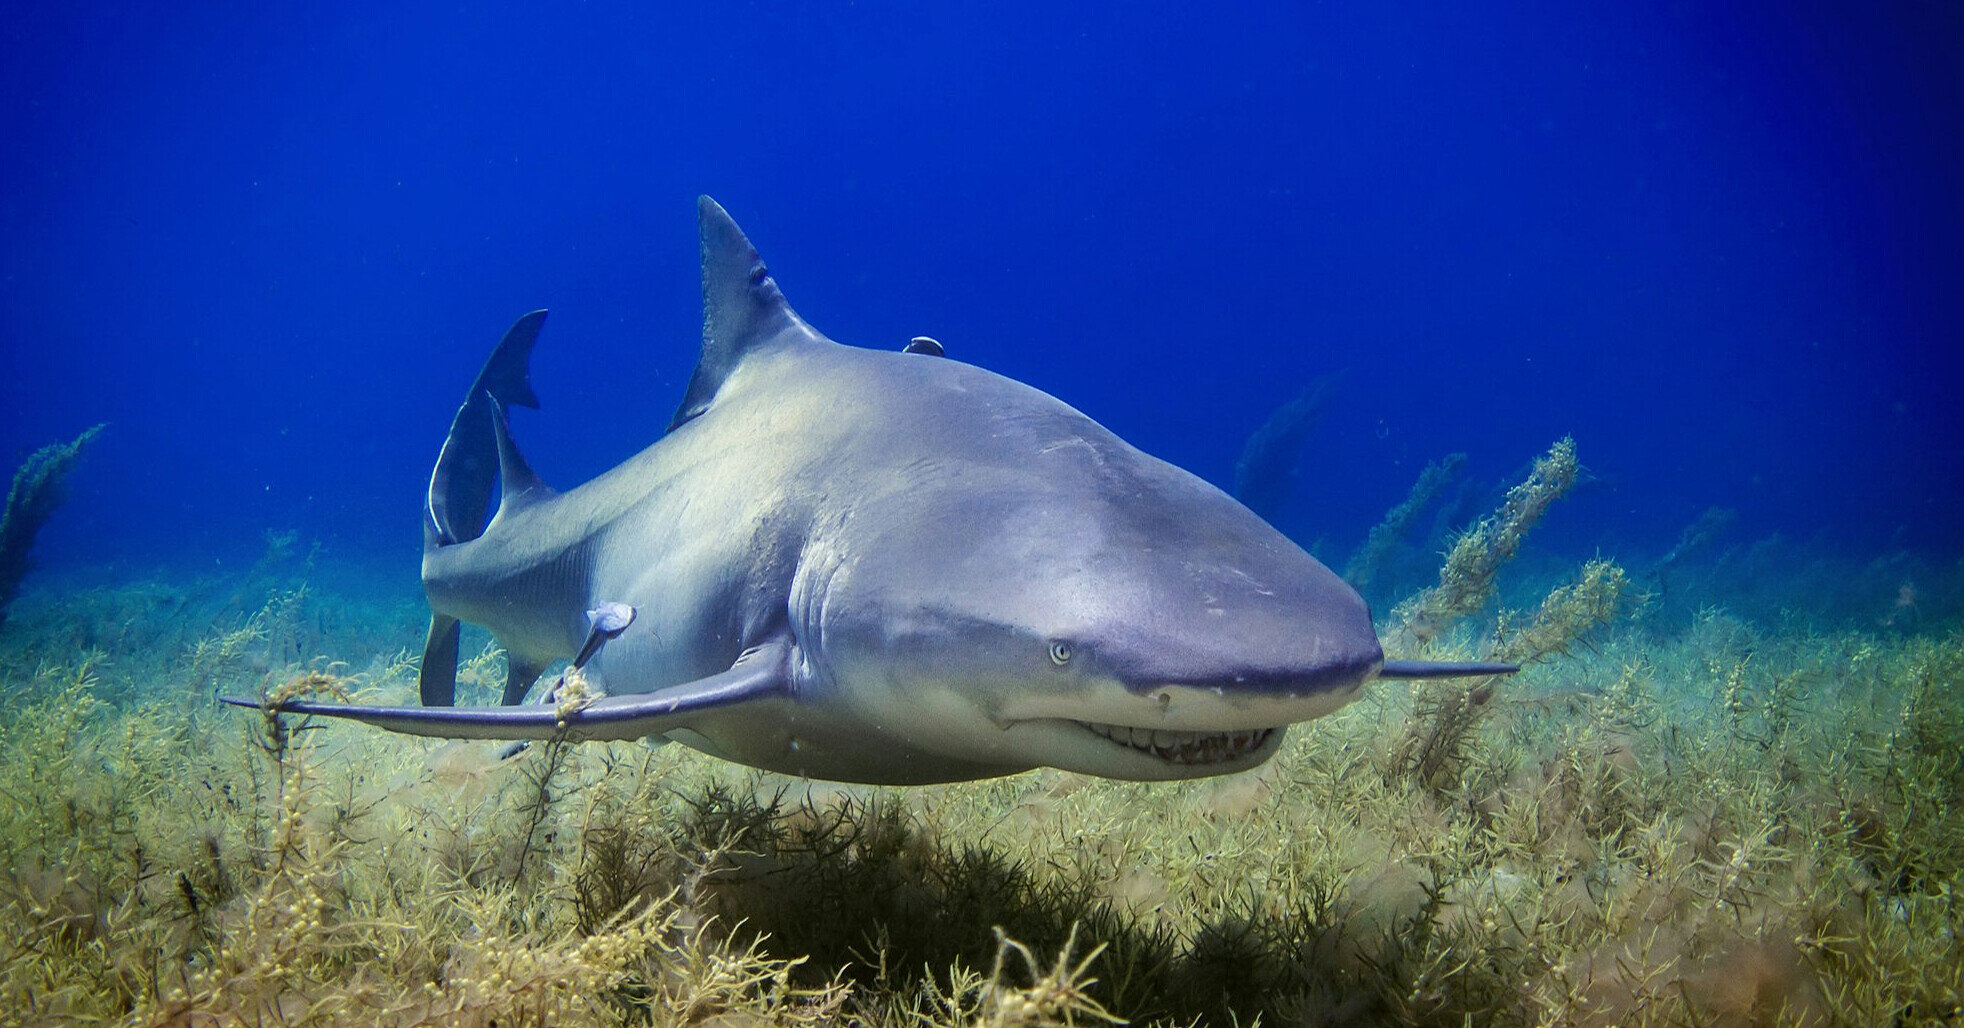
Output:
(659, 695), (1033, 785)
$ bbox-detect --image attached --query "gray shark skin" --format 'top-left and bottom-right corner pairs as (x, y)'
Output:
(224, 197), (1514, 785)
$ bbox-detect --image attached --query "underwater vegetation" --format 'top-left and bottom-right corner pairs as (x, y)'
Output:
(1343, 452), (1467, 600)
(0, 425), (104, 632)
(1386, 438), (1582, 650)
(0, 441), (1961, 1026)
(1232, 372), (1345, 523)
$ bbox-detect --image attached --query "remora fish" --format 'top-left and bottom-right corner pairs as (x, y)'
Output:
(225, 198), (1512, 784)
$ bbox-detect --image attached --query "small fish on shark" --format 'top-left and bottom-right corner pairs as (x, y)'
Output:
(224, 198), (1512, 784)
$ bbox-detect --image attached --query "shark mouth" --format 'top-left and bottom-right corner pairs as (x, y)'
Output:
(1078, 722), (1278, 765)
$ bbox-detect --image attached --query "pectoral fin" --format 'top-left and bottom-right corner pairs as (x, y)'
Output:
(225, 641), (791, 743)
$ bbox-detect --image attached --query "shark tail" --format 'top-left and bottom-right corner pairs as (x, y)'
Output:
(419, 310), (548, 705)
(424, 310), (547, 548)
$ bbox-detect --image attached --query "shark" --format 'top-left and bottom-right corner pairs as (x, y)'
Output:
(224, 197), (1514, 785)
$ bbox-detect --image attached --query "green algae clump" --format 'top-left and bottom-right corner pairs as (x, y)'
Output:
(1391, 436), (1580, 646)
(0, 424), (105, 631)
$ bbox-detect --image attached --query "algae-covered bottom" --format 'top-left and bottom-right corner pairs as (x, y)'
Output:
(0, 566), (1960, 1027)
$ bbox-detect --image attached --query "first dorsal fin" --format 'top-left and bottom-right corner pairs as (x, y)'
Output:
(668, 197), (819, 431)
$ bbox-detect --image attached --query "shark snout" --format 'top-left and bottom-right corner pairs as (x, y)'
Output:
(1129, 633), (1385, 697)
(1120, 657), (1378, 732)
(997, 633), (1382, 737)
(1098, 584), (1385, 705)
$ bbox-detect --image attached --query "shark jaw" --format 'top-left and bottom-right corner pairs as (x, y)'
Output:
(994, 716), (1291, 779)
(1077, 721), (1281, 766)
(973, 676), (1365, 777)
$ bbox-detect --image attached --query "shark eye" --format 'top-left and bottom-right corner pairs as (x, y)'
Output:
(1047, 640), (1074, 666)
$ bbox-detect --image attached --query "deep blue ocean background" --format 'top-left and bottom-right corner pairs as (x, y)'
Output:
(4, 1), (1960, 620)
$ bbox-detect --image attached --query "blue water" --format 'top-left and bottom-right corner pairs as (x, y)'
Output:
(4, 2), (1960, 597)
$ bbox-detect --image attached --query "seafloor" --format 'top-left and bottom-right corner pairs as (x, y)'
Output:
(0, 524), (1959, 1027)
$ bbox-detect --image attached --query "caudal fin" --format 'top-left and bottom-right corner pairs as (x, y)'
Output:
(424, 310), (547, 548)
(419, 311), (547, 705)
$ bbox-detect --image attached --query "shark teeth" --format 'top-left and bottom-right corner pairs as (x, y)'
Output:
(1078, 722), (1277, 765)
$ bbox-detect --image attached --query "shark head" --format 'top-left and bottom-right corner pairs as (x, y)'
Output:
(796, 349), (1384, 781)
